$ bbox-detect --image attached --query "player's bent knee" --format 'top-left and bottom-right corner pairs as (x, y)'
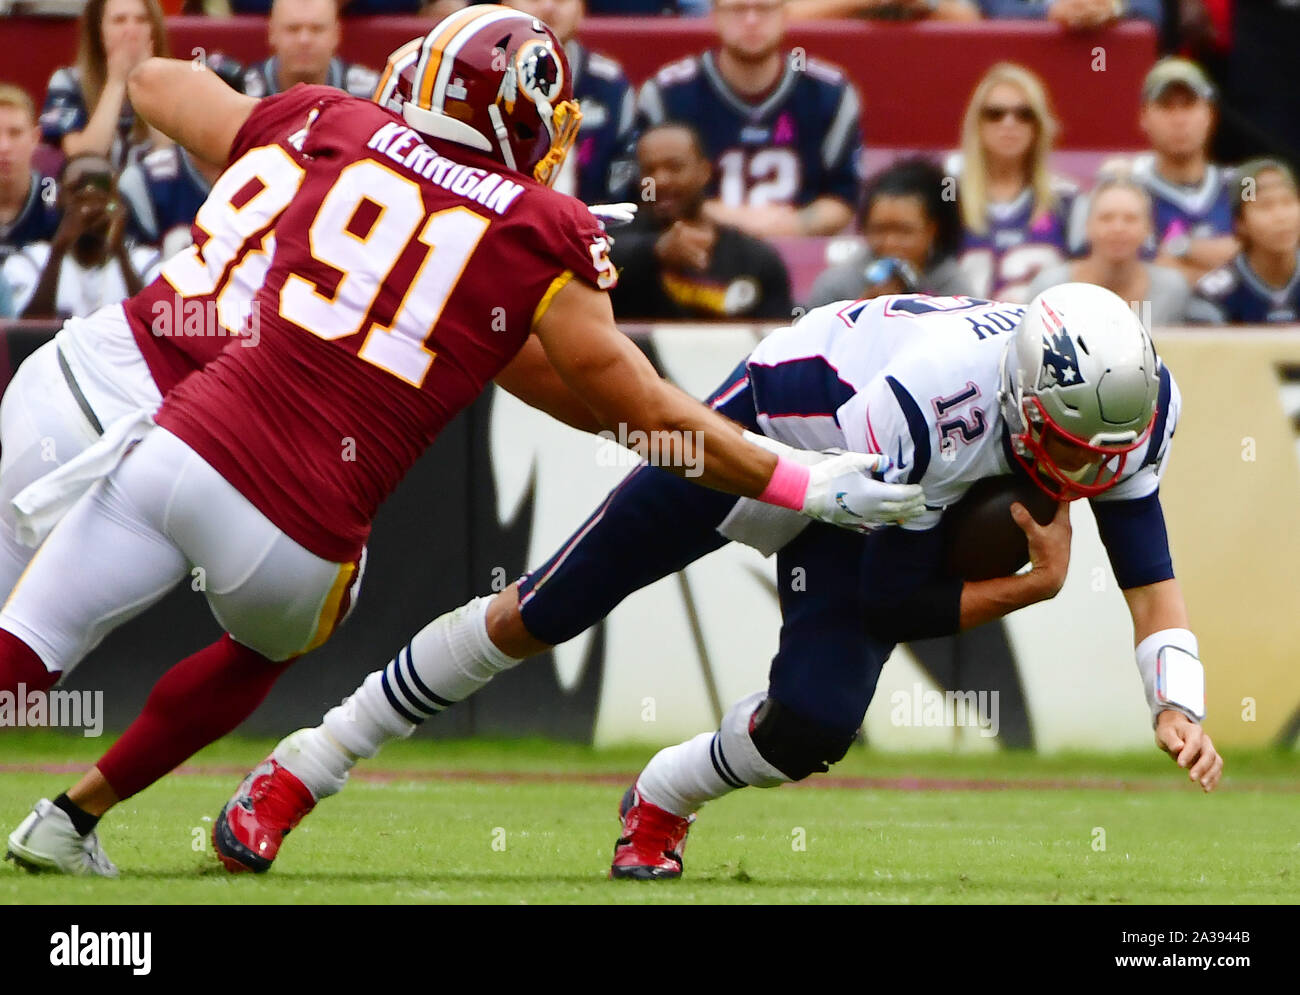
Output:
(486, 583), (552, 658)
(748, 696), (856, 782)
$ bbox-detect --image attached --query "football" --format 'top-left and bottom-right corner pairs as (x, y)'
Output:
(944, 475), (1061, 581)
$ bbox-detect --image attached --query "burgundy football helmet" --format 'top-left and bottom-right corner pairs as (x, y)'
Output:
(373, 6), (581, 187)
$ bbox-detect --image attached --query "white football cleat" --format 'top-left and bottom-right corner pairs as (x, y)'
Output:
(6, 798), (119, 877)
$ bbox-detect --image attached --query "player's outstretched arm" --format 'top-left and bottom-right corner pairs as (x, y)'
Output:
(493, 334), (603, 434)
(958, 500), (1073, 630)
(127, 58), (258, 168)
(1124, 578), (1223, 792)
(533, 278), (926, 529)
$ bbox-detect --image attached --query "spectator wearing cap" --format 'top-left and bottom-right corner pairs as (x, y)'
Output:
(242, 0), (379, 100)
(610, 122), (793, 321)
(806, 158), (974, 308)
(1129, 56), (1238, 287)
(636, 0), (863, 238)
(40, 0), (171, 170)
(505, 0), (637, 204)
(1029, 171), (1189, 325)
(3, 153), (160, 320)
(975, 0), (1162, 29)
(1188, 159), (1300, 325)
(0, 85), (61, 265)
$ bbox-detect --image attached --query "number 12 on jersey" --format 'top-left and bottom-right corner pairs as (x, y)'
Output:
(932, 380), (986, 454)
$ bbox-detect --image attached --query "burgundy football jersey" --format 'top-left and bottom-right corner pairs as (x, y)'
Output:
(156, 86), (616, 562)
(122, 88), (330, 395)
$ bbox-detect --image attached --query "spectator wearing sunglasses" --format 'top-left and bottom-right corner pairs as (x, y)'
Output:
(3, 153), (159, 320)
(948, 63), (1077, 303)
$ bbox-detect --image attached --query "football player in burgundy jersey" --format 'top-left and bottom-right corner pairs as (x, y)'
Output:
(2, 8), (925, 876)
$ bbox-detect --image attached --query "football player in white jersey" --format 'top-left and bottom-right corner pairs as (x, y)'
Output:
(212, 281), (1221, 878)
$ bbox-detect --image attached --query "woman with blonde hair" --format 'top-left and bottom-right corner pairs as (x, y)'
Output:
(39, 0), (171, 169)
(1028, 171), (1190, 326)
(950, 62), (1077, 303)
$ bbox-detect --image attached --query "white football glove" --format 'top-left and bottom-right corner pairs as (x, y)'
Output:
(587, 202), (638, 231)
(741, 430), (926, 531)
(800, 451), (927, 531)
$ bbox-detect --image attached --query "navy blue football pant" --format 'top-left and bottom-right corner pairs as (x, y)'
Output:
(516, 363), (898, 738)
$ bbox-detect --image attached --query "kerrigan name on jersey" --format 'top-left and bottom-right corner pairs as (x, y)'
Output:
(367, 121), (526, 215)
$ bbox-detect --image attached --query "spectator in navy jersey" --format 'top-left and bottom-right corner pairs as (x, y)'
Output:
(0, 86), (61, 264)
(40, 0), (171, 171)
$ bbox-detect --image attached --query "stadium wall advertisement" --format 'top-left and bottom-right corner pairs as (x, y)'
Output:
(0, 323), (1294, 753)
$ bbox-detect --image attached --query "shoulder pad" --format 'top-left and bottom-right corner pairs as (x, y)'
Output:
(1128, 153), (1157, 183)
(654, 55), (700, 86)
(242, 67), (268, 98)
(48, 66), (80, 91)
(802, 56), (846, 86)
(586, 51), (625, 82)
(345, 63), (380, 96)
(1195, 263), (1238, 300)
(1049, 173), (1080, 198)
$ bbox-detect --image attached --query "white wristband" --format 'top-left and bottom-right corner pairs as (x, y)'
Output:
(1135, 628), (1205, 725)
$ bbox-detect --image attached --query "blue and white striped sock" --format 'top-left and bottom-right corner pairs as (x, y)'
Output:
(280, 597), (522, 799)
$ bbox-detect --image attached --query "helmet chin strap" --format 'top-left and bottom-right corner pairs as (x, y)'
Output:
(487, 103), (518, 172)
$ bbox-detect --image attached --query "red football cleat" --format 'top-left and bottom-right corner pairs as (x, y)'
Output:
(609, 785), (695, 880)
(212, 757), (316, 873)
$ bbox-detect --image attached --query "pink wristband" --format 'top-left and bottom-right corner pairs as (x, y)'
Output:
(757, 456), (811, 511)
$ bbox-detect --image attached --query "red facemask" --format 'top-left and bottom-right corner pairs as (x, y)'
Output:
(1010, 396), (1157, 501)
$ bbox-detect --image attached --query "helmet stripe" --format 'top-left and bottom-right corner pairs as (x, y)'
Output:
(429, 7), (525, 113)
(415, 5), (494, 109)
(373, 37), (422, 105)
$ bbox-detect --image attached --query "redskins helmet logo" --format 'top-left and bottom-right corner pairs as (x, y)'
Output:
(517, 40), (563, 103)
(500, 38), (564, 113)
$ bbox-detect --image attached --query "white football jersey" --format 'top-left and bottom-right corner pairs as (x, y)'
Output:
(747, 295), (1180, 530)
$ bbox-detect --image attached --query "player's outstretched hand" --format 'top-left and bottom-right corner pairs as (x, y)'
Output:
(587, 203), (638, 231)
(801, 452), (927, 532)
(1011, 499), (1071, 596)
(1155, 710), (1223, 792)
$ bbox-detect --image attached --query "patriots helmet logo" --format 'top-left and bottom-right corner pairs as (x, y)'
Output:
(1036, 301), (1083, 390)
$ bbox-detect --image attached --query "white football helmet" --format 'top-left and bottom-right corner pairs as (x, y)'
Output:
(998, 283), (1161, 500)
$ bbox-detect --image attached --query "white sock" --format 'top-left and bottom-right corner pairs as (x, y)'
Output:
(285, 596), (522, 799)
(635, 732), (735, 817)
(272, 728), (352, 800)
(636, 692), (791, 817)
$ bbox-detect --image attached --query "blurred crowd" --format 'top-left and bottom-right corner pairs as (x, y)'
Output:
(0, 0), (1296, 326)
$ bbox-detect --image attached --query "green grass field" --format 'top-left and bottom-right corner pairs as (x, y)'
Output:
(1, 731), (1296, 904)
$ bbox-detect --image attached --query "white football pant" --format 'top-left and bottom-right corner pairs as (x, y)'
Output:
(0, 425), (365, 674)
(0, 305), (162, 600)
